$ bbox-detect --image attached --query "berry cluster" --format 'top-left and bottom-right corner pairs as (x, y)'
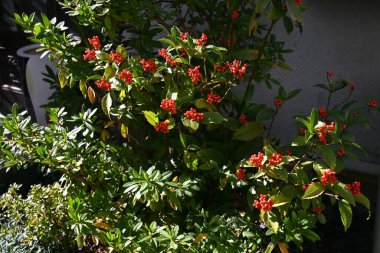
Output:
(160, 98), (177, 114)
(180, 32), (189, 41)
(235, 168), (245, 181)
(206, 93), (222, 104)
(184, 108), (204, 122)
(239, 114), (247, 124)
(327, 71), (334, 78)
(110, 51), (124, 65)
(319, 106), (328, 119)
(249, 152), (264, 170)
(274, 99), (283, 109)
(337, 148), (345, 157)
(317, 121), (335, 144)
(95, 78), (111, 91)
(88, 36), (101, 50)
(321, 169), (338, 186)
(188, 66), (202, 83)
(197, 33), (208, 46)
(118, 69), (133, 84)
(227, 60), (247, 80)
(346, 181), (361, 196)
(158, 48), (177, 67)
(268, 153), (283, 166)
(311, 206), (322, 215)
(231, 10), (239, 19)
(140, 59), (158, 74)
(154, 121), (170, 134)
(253, 194), (273, 211)
(214, 64), (228, 72)
(368, 100), (377, 108)
(83, 49), (96, 61)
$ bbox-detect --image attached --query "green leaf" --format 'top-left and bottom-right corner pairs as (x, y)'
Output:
(101, 93), (112, 117)
(143, 111), (158, 126)
(277, 62), (293, 71)
(232, 122), (264, 141)
(262, 166), (288, 182)
(233, 49), (259, 61)
(96, 52), (111, 62)
(58, 70), (67, 88)
(287, 89), (301, 99)
(355, 194), (371, 218)
(283, 16), (294, 34)
(329, 182), (355, 205)
(268, 7), (284, 20)
(182, 118), (199, 132)
(201, 112), (226, 125)
(271, 194), (291, 207)
(302, 182), (325, 199)
(302, 229), (320, 242)
(184, 151), (198, 170)
(256, 108), (277, 122)
(262, 211), (279, 233)
(338, 200), (352, 231)
(194, 98), (215, 111)
(321, 146), (336, 169)
(309, 108), (318, 131)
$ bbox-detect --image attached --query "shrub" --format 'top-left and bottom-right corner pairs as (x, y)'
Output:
(0, 0), (377, 252)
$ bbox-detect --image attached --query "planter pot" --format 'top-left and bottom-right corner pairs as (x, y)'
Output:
(16, 44), (56, 125)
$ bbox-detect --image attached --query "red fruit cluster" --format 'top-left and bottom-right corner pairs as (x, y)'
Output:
(95, 78), (111, 91)
(327, 71), (334, 78)
(83, 49), (96, 61)
(180, 32), (189, 41)
(214, 64), (228, 72)
(318, 121), (335, 144)
(110, 51), (124, 65)
(253, 194), (273, 211)
(118, 69), (133, 84)
(154, 121), (169, 134)
(158, 48), (177, 67)
(188, 66), (202, 83)
(160, 98), (177, 114)
(206, 93), (222, 104)
(346, 181), (361, 196)
(341, 124), (347, 131)
(239, 114), (247, 124)
(311, 206), (322, 215)
(140, 59), (158, 74)
(337, 148), (345, 157)
(299, 127), (307, 135)
(197, 33), (208, 46)
(231, 10), (239, 19)
(88, 36), (101, 50)
(274, 99), (283, 109)
(227, 60), (247, 80)
(319, 106), (328, 119)
(349, 83), (356, 93)
(184, 108), (204, 122)
(268, 153), (283, 166)
(249, 152), (264, 170)
(368, 100), (377, 108)
(286, 150), (292, 156)
(321, 169), (338, 186)
(235, 168), (245, 180)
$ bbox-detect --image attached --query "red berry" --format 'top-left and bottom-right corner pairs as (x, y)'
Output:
(346, 181), (361, 196)
(268, 153), (283, 167)
(239, 114), (247, 124)
(118, 69), (133, 84)
(206, 93), (222, 104)
(184, 108), (204, 122)
(321, 169), (338, 186)
(319, 106), (328, 119)
(253, 194), (273, 211)
(95, 78), (111, 91)
(188, 66), (202, 83)
(368, 100), (377, 108)
(140, 59), (158, 74)
(231, 10), (239, 19)
(227, 60), (247, 80)
(83, 49), (96, 61)
(274, 99), (283, 109)
(160, 98), (177, 114)
(197, 33), (208, 46)
(180, 32), (189, 41)
(154, 121), (170, 134)
(88, 36), (101, 50)
(327, 71), (334, 78)
(337, 148), (345, 157)
(110, 51), (124, 65)
(235, 168), (246, 180)
(249, 152), (264, 170)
